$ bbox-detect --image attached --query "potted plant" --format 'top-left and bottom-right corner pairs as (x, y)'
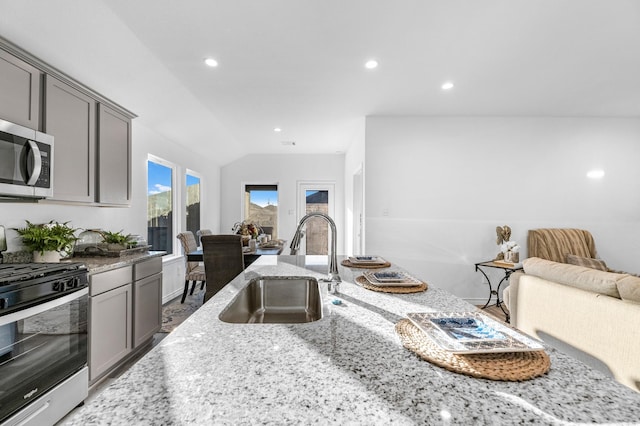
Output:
(13, 220), (78, 262)
(99, 230), (135, 251)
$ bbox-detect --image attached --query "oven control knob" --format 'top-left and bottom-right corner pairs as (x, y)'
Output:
(53, 281), (63, 292)
(65, 277), (80, 290)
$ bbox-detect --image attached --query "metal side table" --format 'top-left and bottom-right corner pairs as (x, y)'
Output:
(474, 260), (523, 322)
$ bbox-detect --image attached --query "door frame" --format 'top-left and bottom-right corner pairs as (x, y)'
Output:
(352, 165), (364, 255)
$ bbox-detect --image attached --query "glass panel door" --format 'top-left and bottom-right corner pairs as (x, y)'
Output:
(298, 183), (335, 255)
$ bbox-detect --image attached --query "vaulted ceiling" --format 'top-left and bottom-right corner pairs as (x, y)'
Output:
(2, 0), (639, 165)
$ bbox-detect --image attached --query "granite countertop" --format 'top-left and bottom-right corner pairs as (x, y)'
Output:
(63, 251), (165, 274)
(64, 255), (640, 425)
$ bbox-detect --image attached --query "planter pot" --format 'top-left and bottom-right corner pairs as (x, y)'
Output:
(504, 251), (519, 263)
(33, 251), (62, 263)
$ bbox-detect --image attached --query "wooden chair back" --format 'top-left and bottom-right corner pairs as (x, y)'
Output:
(201, 234), (244, 302)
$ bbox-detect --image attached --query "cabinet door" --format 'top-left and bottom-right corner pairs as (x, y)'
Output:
(133, 273), (163, 348)
(0, 49), (41, 129)
(45, 76), (96, 203)
(98, 104), (131, 205)
(89, 283), (132, 382)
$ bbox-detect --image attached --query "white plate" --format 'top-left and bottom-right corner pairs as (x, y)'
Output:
(348, 255), (386, 265)
(371, 271), (405, 282)
(406, 311), (545, 354)
(362, 271), (422, 287)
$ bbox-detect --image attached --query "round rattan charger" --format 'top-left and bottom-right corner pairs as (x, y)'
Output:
(355, 275), (427, 294)
(395, 319), (551, 381)
(341, 259), (391, 269)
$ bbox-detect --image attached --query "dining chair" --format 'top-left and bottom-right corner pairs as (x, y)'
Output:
(196, 228), (212, 245)
(201, 234), (244, 303)
(176, 231), (206, 303)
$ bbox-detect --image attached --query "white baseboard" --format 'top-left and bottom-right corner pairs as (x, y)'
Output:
(463, 297), (497, 306)
(163, 288), (183, 305)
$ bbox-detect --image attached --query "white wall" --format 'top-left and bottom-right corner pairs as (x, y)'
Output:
(2, 120), (221, 303)
(365, 116), (640, 302)
(344, 118), (366, 256)
(220, 153), (345, 254)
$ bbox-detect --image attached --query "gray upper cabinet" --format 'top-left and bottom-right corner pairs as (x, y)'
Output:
(0, 39), (136, 206)
(98, 104), (131, 206)
(44, 75), (96, 203)
(0, 48), (41, 129)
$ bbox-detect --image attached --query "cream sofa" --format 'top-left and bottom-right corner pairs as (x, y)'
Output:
(504, 257), (640, 392)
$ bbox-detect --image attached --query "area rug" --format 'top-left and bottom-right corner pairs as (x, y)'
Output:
(161, 288), (204, 333)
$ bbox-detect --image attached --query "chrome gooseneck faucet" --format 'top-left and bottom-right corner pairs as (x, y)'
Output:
(290, 212), (341, 292)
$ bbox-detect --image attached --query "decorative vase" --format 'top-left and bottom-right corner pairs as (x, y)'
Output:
(33, 250), (61, 263)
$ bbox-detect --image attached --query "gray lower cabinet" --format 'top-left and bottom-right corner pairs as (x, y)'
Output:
(88, 265), (133, 383)
(98, 104), (131, 206)
(44, 75), (97, 203)
(0, 48), (41, 129)
(88, 258), (162, 384)
(133, 258), (163, 348)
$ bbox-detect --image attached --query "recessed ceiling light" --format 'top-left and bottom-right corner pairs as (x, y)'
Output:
(273, 127), (282, 132)
(281, 141), (296, 146)
(442, 81), (454, 90)
(204, 58), (218, 67)
(364, 60), (378, 70)
(586, 169), (605, 179)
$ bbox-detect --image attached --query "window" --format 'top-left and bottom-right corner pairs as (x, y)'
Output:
(186, 172), (201, 237)
(147, 157), (175, 255)
(244, 184), (278, 238)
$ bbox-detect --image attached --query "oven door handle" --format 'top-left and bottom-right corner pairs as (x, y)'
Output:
(0, 288), (88, 326)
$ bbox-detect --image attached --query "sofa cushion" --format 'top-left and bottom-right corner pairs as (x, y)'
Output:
(617, 275), (640, 304)
(566, 254), (608, 271)
(523, 257), (621, 299)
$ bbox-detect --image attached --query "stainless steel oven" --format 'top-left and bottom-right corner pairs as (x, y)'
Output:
(0, 118), (53, 199)
(0, 263), (88, 426)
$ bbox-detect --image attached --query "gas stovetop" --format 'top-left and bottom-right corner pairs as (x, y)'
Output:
(0, 263), (87, 286)
(0, 262), (89, 315)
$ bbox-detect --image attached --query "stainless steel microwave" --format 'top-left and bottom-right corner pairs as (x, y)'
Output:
(0, 118), (53, 199)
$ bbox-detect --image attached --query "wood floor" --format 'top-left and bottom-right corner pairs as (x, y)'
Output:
(477, 304), (510, 324)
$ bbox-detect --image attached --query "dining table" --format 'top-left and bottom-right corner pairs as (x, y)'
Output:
(187, 240), (286, 267)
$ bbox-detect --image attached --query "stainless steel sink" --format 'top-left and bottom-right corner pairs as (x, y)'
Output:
(219, 276), (323, 324)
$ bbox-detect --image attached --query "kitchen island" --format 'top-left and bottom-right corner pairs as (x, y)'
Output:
(64, 255), (640, 425)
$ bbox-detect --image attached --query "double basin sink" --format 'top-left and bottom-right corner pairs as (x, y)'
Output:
(219, 276), (323, 324)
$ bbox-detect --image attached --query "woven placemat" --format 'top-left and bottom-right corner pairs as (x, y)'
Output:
(395, 319), (551, 381)
(341, 259), (391, 269)
(355, 275), (427, 293)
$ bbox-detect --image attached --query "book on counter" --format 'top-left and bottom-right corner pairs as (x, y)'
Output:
(406, 311), (545, 354)
(428, 317), (506, 342)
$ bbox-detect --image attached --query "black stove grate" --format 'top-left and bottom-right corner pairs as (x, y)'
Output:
(0, 263), (86, 286)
